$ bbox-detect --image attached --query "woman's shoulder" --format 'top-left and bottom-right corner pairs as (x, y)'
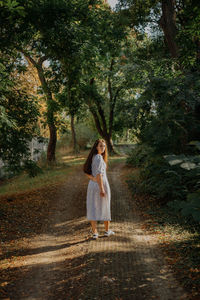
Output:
(92, 154), (103, 161)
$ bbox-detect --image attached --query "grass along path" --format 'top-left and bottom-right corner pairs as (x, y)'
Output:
(0, 150), (126, 199)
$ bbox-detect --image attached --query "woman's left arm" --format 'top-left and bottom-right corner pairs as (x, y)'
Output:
(85, 174), (97, 182)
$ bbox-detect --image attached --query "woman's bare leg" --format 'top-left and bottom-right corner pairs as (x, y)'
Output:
(90, 221), (98, 233)
(104, 221), (110, 231)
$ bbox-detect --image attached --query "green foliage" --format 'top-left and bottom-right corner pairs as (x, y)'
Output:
(126, 140), (200, 221)
(126, 141), (200, 214)
(119, 0), (200, 224)
(126, 143), (155, 167)
(167, 192), (200, 222)
(57, 122), (98, 151)
(176, 2), (200, 69)
(164, 143), (200, 222)
(130, 72), (200, 154)
(0, 0), (26, 19)
(22, 159), (43, 178)
(0, 53), (40, 176)
(140, 155), (186, 201)
(75, 122), (98, 149)
(117, 0), (160, 28)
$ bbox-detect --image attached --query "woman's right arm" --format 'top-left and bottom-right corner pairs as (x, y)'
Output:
(93, 154), (106, 197)
(85, 173), (97, 182)
(96, 174), (106, 197)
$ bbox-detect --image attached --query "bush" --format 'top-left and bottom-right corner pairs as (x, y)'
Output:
(22, 160), (43, 177)
(126, 141), (200, 222)
(140, 155), (187, 202)
(167, 192), (200, 222)
(164, 144), (200, 222)
(126, 143), (155, 167)
(131, 74), (200, 155)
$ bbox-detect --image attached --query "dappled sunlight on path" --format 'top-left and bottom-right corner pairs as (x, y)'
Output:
(0, 160), (188, 299)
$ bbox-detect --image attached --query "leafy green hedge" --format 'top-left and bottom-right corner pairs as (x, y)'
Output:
(126, 142), (200, 222)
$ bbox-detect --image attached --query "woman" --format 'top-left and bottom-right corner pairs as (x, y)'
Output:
(83, 139), (115, 239)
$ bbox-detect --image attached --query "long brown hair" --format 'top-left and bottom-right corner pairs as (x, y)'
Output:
(83, 139), (108, 175)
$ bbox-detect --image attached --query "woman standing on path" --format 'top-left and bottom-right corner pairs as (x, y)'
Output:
(83, 139), (115, 239)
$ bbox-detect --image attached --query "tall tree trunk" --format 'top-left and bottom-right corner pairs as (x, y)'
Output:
(47, 119), (57, 162)
(36, 63), (57, 163)
(47, 123), (57, 161)
(21, 51), (57, 163)
(70, 114), (79, 154)
(158, 0), (178, 58)
(103, 133), (116, 154)
(88, 78), (118, 155)
(88, 105), (117, 155)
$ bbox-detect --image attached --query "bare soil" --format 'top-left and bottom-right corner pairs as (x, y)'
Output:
(0, 161), (188, 300)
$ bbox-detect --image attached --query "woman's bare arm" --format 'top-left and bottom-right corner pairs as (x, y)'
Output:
(85, 173), (97, 182)
(96, 173), (106, 197)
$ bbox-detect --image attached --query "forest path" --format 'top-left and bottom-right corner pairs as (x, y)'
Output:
(0, 160), (188, 300)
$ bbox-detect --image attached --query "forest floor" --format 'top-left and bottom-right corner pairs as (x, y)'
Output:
(0, 152), (197, 299)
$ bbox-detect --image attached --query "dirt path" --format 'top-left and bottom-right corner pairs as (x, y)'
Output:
(1, 162), (188, 300)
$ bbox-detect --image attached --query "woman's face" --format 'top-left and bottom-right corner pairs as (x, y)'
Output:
(96, 141), (106, 154)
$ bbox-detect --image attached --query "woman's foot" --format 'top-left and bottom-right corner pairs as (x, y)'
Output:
(104, 230), (115, 237)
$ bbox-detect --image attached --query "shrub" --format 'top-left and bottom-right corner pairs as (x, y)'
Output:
(126, 141), (200, 208)
(126, 143), (155, 167)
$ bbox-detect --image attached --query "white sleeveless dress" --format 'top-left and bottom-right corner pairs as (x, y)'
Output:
(86, 154), (111, 221)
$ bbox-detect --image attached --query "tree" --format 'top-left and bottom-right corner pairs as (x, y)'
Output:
(158, 0), (178, 58)
(0, 51), (40, 175)
(34, 0), (128, 154)
(78, 2), (128, 154)
(20, 50), (59, 162)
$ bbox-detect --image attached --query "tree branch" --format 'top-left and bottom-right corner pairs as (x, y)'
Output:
(90, 78), (107, 135)
(109, 87), (121, 135)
